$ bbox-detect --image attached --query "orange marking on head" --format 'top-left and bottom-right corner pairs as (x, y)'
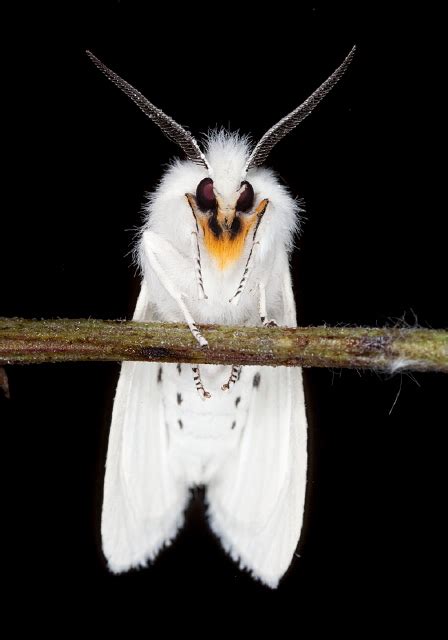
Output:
(198, 215), (256, 270)
(186, 194), (268, 270)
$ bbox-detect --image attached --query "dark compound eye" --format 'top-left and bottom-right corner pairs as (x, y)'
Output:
(236, 181), (254, 213)
(196, 178), (216, 212)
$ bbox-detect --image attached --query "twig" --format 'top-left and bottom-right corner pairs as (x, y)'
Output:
(0, 318), (446, 373)
(0, 366), (10, 398)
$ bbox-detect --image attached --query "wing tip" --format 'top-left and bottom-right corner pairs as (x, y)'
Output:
(101, 502), (187, 574)
(207, 506), (284, 590)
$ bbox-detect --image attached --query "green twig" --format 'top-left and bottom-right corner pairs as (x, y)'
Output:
(0, 318), (446, 373)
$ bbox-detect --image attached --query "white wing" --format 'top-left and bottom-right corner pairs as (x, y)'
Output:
(206, 265), (307, 588)
(101, 282), (189, 573)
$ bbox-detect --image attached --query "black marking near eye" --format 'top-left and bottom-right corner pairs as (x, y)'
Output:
(157, 367), (163, 383)
(235, 396), (241, 407)
(236, 181), (254, 213)
(177, 392), (182, 405)
(208, 213), (222, 238)
(178, 419), (183, 429)
(253, 373), (261, 388)
(231, 421), (236, 430)
(177, 363), (182, 375)
(196, 177), (217, 212)
(229, 216), (241, 237)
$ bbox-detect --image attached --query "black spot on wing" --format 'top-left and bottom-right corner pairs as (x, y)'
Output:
(177, 363), (182, 375)
(253, 372), (261, 388)
(177, 392), (183, 405)
(178, 419), (183, 429)
(231, 421), (236, 430)
(157, 367), (163, 383)
(235, 396), (241, 407)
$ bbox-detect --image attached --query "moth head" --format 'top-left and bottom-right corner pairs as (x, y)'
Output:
(186, 174), (268, 270)
(87, 47), (355, 269)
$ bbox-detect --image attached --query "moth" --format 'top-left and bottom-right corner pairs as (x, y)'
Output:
(88, 47), (355, 588)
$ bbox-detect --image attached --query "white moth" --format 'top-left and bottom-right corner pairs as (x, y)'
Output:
(88, 47), (355, 588)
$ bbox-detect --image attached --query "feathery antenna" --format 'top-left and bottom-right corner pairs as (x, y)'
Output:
(245, 46), (356, 172)
(86, 51), (210, 171)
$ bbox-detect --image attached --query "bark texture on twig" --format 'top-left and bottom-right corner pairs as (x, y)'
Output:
(0, 318), (446, 373)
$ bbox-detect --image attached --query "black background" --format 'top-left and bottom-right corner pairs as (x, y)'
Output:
(1, 2), (446, 624)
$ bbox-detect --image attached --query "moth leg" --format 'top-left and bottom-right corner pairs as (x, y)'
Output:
(141, 230), (208, 347)
(192, 365), (211, 399)
(186, 193), (208, 300)
(229, 199), (269, 305)
(190, 231), (207, 300)
(229, 242), (259, 305)
(258, 281), (279, 327)
(221, 365), (242, 391)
